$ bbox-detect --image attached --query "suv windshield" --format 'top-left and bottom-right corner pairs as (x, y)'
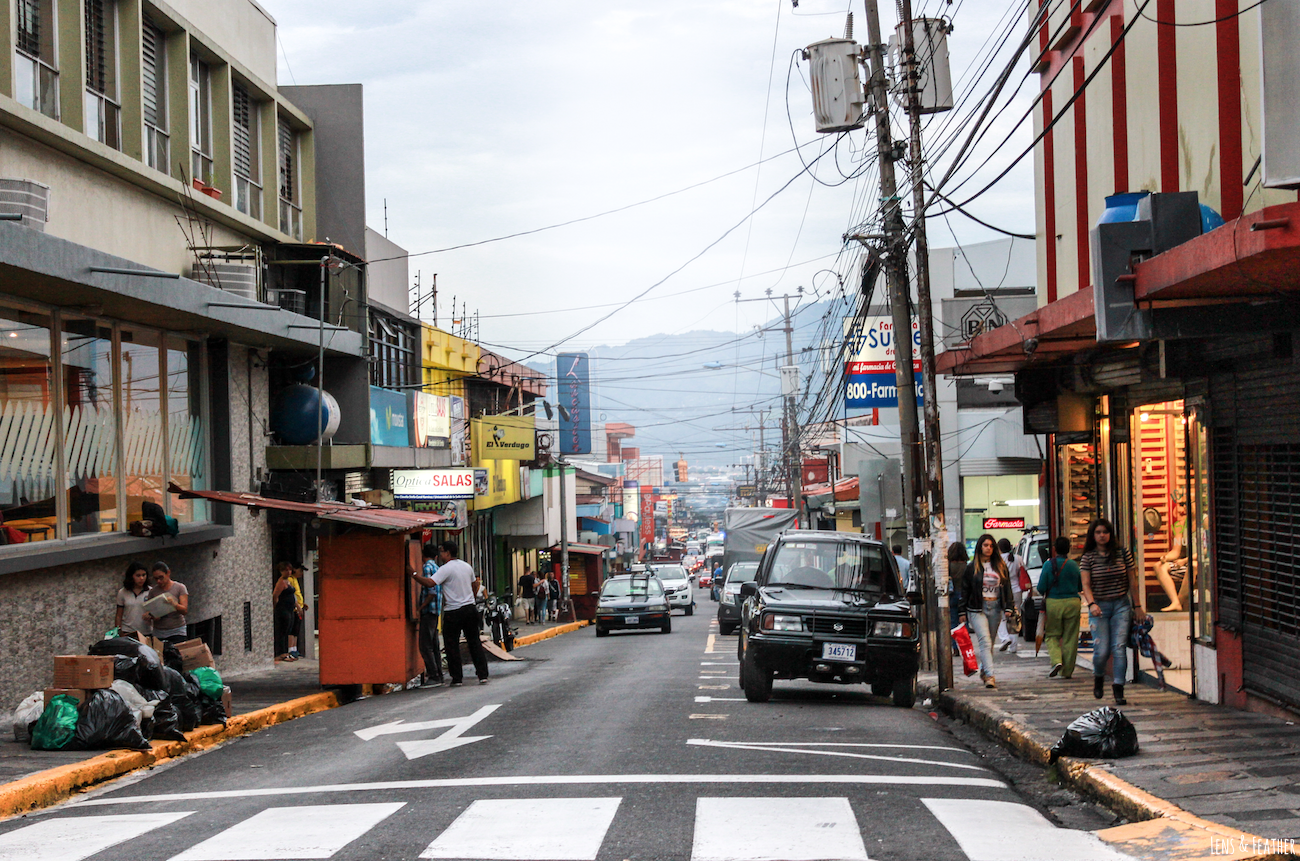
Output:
(766, 541), (897, 594)
(601, 578), (664, 598)
(653, 566), (688, 581)
(725, 562), (759, 584)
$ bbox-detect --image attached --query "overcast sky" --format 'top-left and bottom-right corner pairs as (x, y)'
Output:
(272, 0), (1037, 364)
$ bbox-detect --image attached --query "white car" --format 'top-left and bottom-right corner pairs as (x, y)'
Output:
(651, 564), (694, 615)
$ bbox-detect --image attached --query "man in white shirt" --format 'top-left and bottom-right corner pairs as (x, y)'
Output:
(892, 545), (912, 592)
(431, 540), (489, 685)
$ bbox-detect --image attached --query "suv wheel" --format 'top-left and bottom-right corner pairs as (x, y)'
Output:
(891, 674), (917, 708)
(719, 621), (736, 635)
(661, 616), (672, 634)
(685, 604), (694, 617)
(742, 645), (772, 703)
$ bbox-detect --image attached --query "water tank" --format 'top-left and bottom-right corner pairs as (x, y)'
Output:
(271, 384), (341, 445)
(806, 38), (865, 134)
(197, 261), (260, 301)
(0, 178), (50, 231)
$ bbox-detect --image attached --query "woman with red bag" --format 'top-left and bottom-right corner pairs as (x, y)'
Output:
(959, 534), (1015, 689)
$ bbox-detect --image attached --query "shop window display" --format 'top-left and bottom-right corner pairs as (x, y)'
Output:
(1132, 400), (1187, 613)
(0, 308), (56, 541)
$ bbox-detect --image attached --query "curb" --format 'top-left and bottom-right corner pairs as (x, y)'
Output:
(0, 690), (339, 822)
(919, 680), (1296, 861)
(513, 620), (588, 648)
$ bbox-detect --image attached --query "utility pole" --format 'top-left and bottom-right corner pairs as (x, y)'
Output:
(734, 292), (802, 514)
(900, 0), (951, 691)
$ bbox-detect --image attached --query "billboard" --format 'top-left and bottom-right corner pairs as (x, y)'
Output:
(471, 415), (536, 461)
(369, 386), (410, 447)
(409, 391), (450, 448)
(844, 316), (923, 409)
(558, 352), (591, 454)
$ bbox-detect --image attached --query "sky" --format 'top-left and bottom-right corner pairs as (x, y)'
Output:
(271, 0), (1040, 364)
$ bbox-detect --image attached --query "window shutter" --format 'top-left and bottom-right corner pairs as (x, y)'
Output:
(142, 23), (162, 128)
(232, 85), (252, 179)
(16, 0), (41, 57)
(84, 0), (106, 94)
(277, 119), (295, 201)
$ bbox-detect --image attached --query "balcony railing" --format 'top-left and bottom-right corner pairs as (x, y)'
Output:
(14, 52), (58, 120)
(83, 90), (121, 150)
(279, 197), (302, 240)
(234, 175), (262, 220)
(144, 124), (169, 174)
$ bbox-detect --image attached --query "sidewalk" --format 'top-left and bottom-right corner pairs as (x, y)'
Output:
(921, 644), (1300, 860)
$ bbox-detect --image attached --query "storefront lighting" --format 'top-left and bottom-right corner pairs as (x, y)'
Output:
(1140, 412), (1150, 421)
(1000, 498), (1040, 507)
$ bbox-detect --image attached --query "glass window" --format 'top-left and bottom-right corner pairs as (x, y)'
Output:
(189, 54), (212, 184)
(14, 0), (59, 120)
(61, 317), (118, 535)
(231, 83), (261, 218)
(0, 308), (56, 541)
(165, 338), (207, 523)
(766, 541), (896, 594)
(83, 0), (120, 149)
(142, 20), (168, 173)
(120, 328), (163, 526)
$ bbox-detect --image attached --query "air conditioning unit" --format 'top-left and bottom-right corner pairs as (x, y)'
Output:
(0, 179), (50, 231)
(196, 261), (260, 301)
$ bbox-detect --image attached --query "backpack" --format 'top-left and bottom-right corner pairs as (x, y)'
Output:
(141, 501), (180, 537)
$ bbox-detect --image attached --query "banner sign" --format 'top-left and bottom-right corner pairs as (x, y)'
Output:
(369, 386), (410, 447)
(471, 415), (536, 462)
(409, 391), (450, 448)
(406, 499), (468, 529)
(844, 316), (923, 408)
(558, 352), (592, 454)
(392, 468), (476, 500)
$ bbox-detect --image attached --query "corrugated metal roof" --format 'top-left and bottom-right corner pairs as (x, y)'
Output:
(168, 483), (449, 532)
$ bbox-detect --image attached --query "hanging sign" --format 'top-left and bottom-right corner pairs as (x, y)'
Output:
(843, 316), (923, 408)
(983, 517), (1025, 530)
(392, 469), (476, 500)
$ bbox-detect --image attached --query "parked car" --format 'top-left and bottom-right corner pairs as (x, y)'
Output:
(651, 564), (694, 615)
(737, 531), (919, 706)
(595, 575), (672, 636)
(717, 561), (759, 635)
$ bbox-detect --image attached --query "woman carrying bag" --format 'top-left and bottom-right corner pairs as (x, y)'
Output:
(1038, 536), (1082, 680)
(959, 533), (1016, 689)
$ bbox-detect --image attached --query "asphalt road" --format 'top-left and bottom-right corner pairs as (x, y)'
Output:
(0, 587), (1135, 861)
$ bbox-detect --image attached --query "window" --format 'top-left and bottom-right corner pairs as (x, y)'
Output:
(0, 308), (56, 542)
(165, 338), (208, 523)
(83, 0), (120, 149)
(14, 0), (58, 119)
(61, 317), (118, 535)
(120, 327), (163, 526)
(141, 20), (168, 173)
(369, 312), (417, 390)
(277, 117), (301, 239)
(231, 84), (261, 218)
(189, 54), (212, 185)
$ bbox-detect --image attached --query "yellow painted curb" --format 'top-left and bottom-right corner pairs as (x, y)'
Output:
(0, 690), (339, 822)
(918, 681), (1294, 861)
(513, 620), (588, 648)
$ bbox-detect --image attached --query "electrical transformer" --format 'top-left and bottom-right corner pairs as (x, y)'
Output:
(806, 37), (865, 134)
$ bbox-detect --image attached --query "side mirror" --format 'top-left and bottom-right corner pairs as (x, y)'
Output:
(906, 588), (924, 606)
(740, 582), (758, 598)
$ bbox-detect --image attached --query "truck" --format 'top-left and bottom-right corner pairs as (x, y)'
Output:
(721, 507), (800, 575)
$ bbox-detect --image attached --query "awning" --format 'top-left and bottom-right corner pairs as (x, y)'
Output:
(548, 542), (606, 556)
(803, 477), (860, 508)
(169, 484), (450, 532)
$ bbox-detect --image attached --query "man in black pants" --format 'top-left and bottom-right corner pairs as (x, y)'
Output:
(431, 540), (489, 685)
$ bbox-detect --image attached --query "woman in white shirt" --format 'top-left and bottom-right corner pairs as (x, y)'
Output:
(114, 561), (151, 637)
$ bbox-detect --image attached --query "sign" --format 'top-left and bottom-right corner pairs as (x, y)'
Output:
(736, 484), (757, 499)
(471, 415), (536, 462)
(843, 316), (923, 408)
(960, 300), (1008, 341)
(409, 391), (451, 448)
(406, 499), (468, 529)
(450, 396), (466, 465)
(392, 469), (476, 500)
(558, 352), (592, 454)
(983, 517), (1026, 530)
(369, 386), (410, 447)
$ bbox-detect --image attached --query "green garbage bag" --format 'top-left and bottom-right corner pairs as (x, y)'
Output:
(190, 667), (223, 700)
(30, 695), (79, 750)
(104, 626), (120, 639)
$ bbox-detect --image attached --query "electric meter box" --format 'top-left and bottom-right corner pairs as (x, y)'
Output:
(806, 37), (865, 134)
(895, 18), (954, 114)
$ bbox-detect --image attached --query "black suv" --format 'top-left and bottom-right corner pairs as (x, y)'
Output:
(737, 531), (919, 706)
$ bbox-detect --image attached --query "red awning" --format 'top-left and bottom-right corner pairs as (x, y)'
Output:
(168, 483), (450, 532)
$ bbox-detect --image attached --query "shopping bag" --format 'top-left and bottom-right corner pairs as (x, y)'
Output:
(951, 622), (979, 676)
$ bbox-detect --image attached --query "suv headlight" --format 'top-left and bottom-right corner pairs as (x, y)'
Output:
(872, 620), (915, 637)
(762, 613), (805, 632)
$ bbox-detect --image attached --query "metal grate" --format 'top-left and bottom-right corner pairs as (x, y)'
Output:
(16, 0), (40, 57)
(1213, 427), (1241, 625)
(243, 601), (253, 652)
(811, 616), (867, 639)
(1238, 444), (1300, 638)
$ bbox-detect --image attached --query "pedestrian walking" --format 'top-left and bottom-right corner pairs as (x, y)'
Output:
(710, 563), (723, 602)
(411, 543), (444, 687)
(893, 545), (912, 592)
(1038, 536), (1082, 679)
(518, 569), (537, 624)
(534, 572), (550, 625)
(1080, 518), (1144, 704)
(429, 540), (489, 685)
(114, 561), (151, 639)
(547, 572), (560, 621)
(287, 563), (308, 660)
(946, 542), (968, 654)
(959, 534), (1014, 689)
(997, 538), (1024, 653)
(144, 561), (189, 645)
(272, 562), (297, 662)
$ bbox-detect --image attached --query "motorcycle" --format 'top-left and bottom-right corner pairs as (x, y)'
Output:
(487, 592), (517, 651)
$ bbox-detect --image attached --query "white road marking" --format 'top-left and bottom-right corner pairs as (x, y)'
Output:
(422, 798), (620, 860)
(73, 774), (1006, 807)
(705, 634), (718, 653)
(694, 696), (747, 702)
(685, 739), (988, 771)
(688, 740), (967, 753)
(170, 803), (404, 860)
(700, 662), (733, 666)
(692, 797), (869, 861)
(699, 677), (737, 681)
(355, 704), (500, 760)
(0, 812), (191, 861)
(699, 685), (730, 690)
(689, 714), (729, 720)
(922, 799), (1136, 861)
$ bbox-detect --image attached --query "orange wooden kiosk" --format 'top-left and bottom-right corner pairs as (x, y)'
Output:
(171, 485), (450, 687)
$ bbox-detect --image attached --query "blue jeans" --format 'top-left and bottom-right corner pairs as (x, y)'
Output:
(1089, 598), (1132, 684)
(965, 605), (998, 677)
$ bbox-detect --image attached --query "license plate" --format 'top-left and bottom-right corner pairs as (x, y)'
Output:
(821, 643), (856, 661)
(625, 615), (640, 624)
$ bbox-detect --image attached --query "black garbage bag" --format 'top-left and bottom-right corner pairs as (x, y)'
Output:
(162, 667), (200, 732)
(1049, 706), (1140, 763)
(138, 687), (185, 741)
(68, 690), (149, 751)
(89, 638), (165, 690)
(160, 641), (184, 673)
(197, 695), (227, 727)
(111, 656), (142, 687)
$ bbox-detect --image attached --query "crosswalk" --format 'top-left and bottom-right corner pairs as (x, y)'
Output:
(0, 796), (1135, 861)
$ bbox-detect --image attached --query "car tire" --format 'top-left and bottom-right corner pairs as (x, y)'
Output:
(596, 626), (608, 638)
(891, 674), (917, 708)
(685, 604), (694, 617)
(719, 621), (736, 635)
(742, 644), (772, 703)
(661, 617), (673, 634)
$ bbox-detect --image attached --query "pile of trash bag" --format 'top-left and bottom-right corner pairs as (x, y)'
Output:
(16, 637), (227, 752)
(1049, 706), (1140, 763)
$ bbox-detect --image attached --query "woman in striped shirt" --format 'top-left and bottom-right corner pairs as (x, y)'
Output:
(1079, 518), (1145, 705)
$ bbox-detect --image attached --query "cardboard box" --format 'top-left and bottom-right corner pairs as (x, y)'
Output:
(221, 687), (232, 719)
(139, 635), (168, 654)
(53, 656), (113, 689)
(43, 687), (86, 706)
(179, 643), (214, 671)
(176, 638), (204, 651)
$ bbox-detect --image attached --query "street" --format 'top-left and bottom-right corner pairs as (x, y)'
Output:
(0, 588), (1132, 861)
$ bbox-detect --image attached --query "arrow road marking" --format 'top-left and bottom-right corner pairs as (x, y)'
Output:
(355, 704), (501, 760)
(685, 738), (989, 771)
